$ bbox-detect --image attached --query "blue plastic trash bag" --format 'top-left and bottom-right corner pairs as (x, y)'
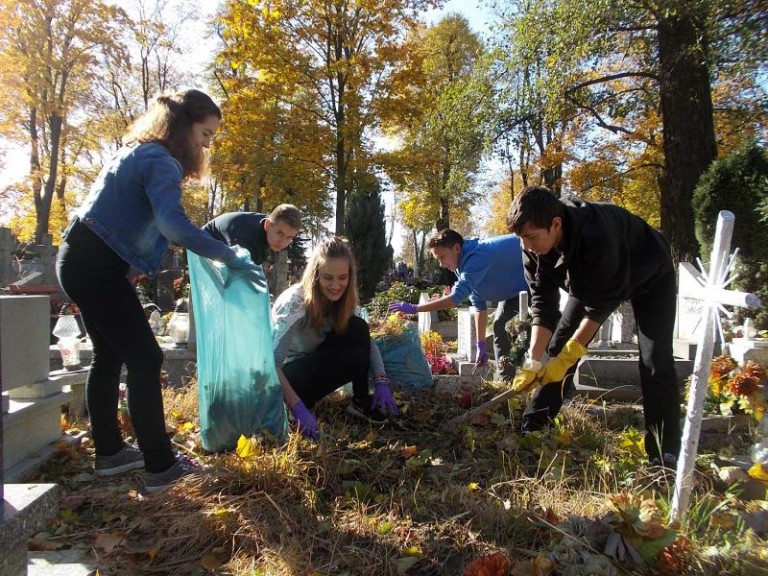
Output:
(188, 246), (287, 451)
(374, 323), (433, 390)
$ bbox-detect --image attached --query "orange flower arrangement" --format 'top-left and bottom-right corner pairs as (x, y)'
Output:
(706, 355), (768, 420)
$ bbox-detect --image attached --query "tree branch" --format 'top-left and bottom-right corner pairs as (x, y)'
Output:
(566, 71), (658, 93)
(566, 95), (634, 135)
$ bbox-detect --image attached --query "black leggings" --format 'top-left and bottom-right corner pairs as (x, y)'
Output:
(56, 220), (174, 472)
(281, 316), (372, 409)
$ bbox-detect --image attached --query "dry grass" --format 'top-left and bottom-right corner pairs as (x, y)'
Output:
(31, 381), (768, 575)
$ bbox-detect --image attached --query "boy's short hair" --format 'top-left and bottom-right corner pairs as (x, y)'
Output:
(268, 204), (302, 230)
(506, 186), (564, 233)
(427, 228), (464, 249)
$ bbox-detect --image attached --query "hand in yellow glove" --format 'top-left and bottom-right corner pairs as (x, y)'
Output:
(538, 339), (588, 385)
(511, 367), (542, 394)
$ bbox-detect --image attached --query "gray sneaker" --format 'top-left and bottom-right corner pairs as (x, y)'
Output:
(145, 455), (203, 493)
(94, 444), (145, 477)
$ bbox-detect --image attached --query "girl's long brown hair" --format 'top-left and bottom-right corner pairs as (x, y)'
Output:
(302, 237), (358, 333)
(123, 89), (221, 180)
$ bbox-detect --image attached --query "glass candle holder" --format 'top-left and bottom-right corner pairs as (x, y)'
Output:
(168, 312), (190, 345)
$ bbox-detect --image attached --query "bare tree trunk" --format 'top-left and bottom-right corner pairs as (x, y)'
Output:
(437, 196), (450, 231)
(657, 7), (717, 264)
(35, 112), (63, 243)
(335, 140), (348, 235)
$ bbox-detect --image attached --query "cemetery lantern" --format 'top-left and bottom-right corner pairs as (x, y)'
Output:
(168, 312), (189, 345)
(52, 303), (82, 370)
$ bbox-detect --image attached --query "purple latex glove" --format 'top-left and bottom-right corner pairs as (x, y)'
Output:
(388, 301), (418, 315)
(372, 377), (398, 417)
(291, 400), (318, 440)
(475, 340), (488, 367)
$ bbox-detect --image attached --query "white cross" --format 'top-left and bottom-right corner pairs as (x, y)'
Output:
(671, 210), (762, 522)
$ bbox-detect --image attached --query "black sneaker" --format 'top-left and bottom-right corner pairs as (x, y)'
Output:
(650, 453), (678, 469)
(94, 444), (145, 477)
(648, 453), (678, 487)
(145, 455), (204, 494)
(346, 396), (388, 424)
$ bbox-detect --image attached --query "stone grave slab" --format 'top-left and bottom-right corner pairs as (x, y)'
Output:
(1, 296), (49, 389)
(0, 484), (60, 576)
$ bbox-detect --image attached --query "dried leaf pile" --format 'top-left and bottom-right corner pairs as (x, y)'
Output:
(32, 381), (768, 575)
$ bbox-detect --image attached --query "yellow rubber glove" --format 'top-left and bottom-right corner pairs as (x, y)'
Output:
(539, 339), (588, 385)
(511, 368), (541, 394)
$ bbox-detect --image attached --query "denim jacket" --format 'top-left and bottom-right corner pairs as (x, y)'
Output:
(75, 142), (236, 273)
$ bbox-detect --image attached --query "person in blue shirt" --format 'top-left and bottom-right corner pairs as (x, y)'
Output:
(56, 89), (242, 493)
(388, 229), (529, 380)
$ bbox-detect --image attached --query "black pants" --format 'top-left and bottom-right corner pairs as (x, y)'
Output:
(282, 316), (372, 409)
(522, 268), (681, 462)
(56, 220), (174, 472)
(492, 296), (522, 380)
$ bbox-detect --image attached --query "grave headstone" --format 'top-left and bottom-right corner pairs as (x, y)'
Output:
(728, 337), (768, 367)
(518, 291), (529, 320)
(418, 293), (438, 334)
(156, 269), (180, 312)
(457, 308), (476, 362)
(1, 294), (66, 576)
(612, 301), (636, 345)
(595, 315), (614, 349)
(674, 262), (708, 359)
(2, 295), (72, 473)
(37, 234), (56, 286)
(456, 307), (493, 378)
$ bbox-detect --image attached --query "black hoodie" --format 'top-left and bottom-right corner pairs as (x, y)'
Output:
(524, 197), (673, 332)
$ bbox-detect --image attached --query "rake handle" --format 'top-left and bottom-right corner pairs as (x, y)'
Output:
(447, 388), (519, 426)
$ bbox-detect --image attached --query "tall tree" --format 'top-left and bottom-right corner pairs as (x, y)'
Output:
(344, 171), (391, 301)
(488, 30), (572, 196)
(214, 0), (439, 235)
(383, 14), (489, 231)
(495, 0), (767, 262)
(0, 0), (128, 243)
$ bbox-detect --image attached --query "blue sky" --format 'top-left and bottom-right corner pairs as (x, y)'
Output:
(426, 0), (493, 32)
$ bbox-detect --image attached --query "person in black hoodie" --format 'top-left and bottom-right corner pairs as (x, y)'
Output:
(506, 185), (680, 467)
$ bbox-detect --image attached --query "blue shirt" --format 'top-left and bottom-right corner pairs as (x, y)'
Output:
(76, 142), (236, 273)
(449, 235), (528, 311)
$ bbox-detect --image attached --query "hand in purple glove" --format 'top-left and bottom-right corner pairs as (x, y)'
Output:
(475, 340), (488, 367)
(291, 400), (318, 440)
(387, 301), (418, 315)
(372, 377), (398, 417)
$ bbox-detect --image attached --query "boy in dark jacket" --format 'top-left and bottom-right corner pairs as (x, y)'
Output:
(506, 185), (680, 466)
(204, 204), (302, 265)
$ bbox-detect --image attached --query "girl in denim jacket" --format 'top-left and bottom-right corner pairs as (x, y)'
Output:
(57, 89), (239, 492)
